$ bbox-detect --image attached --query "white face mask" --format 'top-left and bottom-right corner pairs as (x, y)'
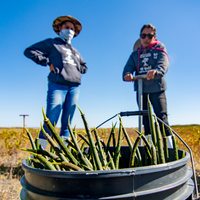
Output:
(59, 29), (75, 44)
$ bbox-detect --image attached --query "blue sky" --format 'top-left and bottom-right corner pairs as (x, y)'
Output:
(0, 0), (200, 129)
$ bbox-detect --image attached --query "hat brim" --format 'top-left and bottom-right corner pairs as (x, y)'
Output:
(53, 16), (82, 37)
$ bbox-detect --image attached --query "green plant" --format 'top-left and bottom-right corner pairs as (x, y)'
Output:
(21, 97), (182, 171)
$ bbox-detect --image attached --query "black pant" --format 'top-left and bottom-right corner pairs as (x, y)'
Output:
(137, 91), (171, 136)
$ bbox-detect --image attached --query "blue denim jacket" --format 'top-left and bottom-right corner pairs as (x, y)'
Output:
(24, 37), (87, 86)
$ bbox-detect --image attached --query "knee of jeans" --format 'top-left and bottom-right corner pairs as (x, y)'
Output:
(46, 105), (62, 122)
(47, 99), (63, 111)
(70, 88), (80, 103)
(70, 94), (79, 106)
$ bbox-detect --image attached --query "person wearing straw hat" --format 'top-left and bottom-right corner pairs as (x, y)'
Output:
(122, 24), (173, 148)
(24, 16), (87, 149)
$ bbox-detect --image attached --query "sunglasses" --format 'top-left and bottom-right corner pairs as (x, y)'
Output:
(140, 33), (155, 39)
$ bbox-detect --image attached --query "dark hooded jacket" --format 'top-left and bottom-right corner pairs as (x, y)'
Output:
(24, 37), (87, 86)
(123, 41), (169, 93)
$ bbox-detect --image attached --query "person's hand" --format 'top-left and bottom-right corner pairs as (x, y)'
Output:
(146, 70), (156, 80)
(50, 64), (56, 73)
(124, 74), (134, 82)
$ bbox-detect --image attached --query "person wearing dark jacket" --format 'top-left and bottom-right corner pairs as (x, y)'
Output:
(24, 15), (87, 149)
(122, 24), (172, 148)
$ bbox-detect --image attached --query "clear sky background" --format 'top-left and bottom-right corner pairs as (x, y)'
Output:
(0, 0), (199, 129)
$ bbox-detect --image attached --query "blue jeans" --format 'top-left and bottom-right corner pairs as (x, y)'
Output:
(39, 81), (80, 140)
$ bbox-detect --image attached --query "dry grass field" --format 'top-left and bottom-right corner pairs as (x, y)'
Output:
(0, 125), (199, 200)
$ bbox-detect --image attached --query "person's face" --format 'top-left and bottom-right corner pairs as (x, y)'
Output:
(140, 27), (156, 48)
(59, 21), (75, 32)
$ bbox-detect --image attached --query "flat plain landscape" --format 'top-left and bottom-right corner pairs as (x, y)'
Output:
(0, 125), (199, 199)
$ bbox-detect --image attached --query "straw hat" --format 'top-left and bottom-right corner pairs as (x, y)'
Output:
(53, 15), (82, 37)
(133, 38), (142, 51)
